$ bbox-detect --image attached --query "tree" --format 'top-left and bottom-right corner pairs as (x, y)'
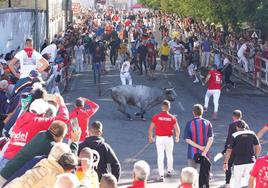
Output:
(139, 0), (268, 36)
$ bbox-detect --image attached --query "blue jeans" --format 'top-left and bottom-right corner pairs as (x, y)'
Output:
(0, 156), (9, 171)
(93, 62), (101, 84)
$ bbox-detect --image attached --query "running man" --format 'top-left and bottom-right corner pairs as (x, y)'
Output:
(203, 64), (222, 120)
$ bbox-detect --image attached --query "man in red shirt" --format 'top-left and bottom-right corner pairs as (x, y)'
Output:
(203, 64), (222, 119)
(69, 97), (99, 142)
(249, 154), (268, 188)
(0, 95), (69, 170)
(148, 100), (180, 182)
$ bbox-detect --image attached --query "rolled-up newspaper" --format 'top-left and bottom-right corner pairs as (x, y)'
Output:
(213, 152), (223, 162)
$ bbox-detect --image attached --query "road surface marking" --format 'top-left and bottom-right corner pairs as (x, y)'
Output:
(178, 101), (185, 111)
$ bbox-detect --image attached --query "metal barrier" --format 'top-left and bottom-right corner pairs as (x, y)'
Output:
(208, 45), (268, 93)
(45, 65), (75, 94)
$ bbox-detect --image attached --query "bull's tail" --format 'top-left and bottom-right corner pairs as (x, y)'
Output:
(101, 87), (113, 97)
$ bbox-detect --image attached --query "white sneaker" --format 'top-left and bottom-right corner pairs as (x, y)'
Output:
(193, 79), (199, 83)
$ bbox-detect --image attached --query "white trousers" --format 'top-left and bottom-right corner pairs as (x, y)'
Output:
(76, 58), (84, 73)
(174, 54), (182, 71)
(233, 163), (254, 188)
(204, 89), (221, 112)
(202, 52), (210, 67)
(120, 72), (132, 85)
(238, 55), (249, 72)
(156, 136), (174, 176)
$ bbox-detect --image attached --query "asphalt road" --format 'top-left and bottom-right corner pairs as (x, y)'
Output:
(63, 63), (268, 188)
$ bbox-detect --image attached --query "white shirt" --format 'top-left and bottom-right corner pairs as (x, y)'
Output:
(74, 45), (85, 60)
(120, 61), (130, 74)
(41, 43), (57, 62)
(15, 49), (42, 78)
(223, 57), (230, 66)
(172, 43), (184, 55)
(237, 43), (247, 57)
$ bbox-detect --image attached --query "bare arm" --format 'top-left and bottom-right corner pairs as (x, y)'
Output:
(37, 57), (49, 72)
(148, 122), (155, 143)
(202, 137), (213, 155)
(185, 138), (205, 151)
(204, 73), (211, 85)
(223, 148), (232, 171)
(257, 126), (268, 139)
(254, 144), (261, 157)
(174, 122), (180, 142)
(248, 176), (255, 188)
(8, 57), (20, 78)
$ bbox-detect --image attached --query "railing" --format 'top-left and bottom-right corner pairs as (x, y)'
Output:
(206, 42), (268, 93)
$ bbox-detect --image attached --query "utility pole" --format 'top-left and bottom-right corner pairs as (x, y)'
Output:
(35, 0), (39, 51)
(46, 0), (49, 40)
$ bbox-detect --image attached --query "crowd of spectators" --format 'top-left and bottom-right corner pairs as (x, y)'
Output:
(0, 6), (268, 188)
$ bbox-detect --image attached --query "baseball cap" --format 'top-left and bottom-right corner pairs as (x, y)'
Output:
(29, 98), (50, 115)
(29, 70), (40, 78)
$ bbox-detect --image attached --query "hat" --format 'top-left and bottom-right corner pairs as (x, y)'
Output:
(29, 70), (40, 78)
(29, 98), (50, 115)
(0, 80), (8, 90)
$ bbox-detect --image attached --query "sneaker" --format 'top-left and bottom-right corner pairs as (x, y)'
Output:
(233, 83), (236, 88)
(212, 112), (218, 120)
(204, 107), (208, 112)
(158, 176), (164, 182)
(166, 171), (173, 177)
(193, 79), (199, 83)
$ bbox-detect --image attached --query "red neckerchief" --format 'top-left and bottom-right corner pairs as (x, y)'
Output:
(24, 48), (33, 58)
(178, 184), (193, 188)
(132, 180), (145, 187)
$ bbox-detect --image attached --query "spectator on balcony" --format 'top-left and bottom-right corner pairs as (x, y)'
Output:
(201, 36), (211, 68)
(237, 39), (250, 73)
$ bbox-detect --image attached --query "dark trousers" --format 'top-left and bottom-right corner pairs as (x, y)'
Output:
(225, 154), (234, 184)
(139, 58), (147, 74)
(131, 57), (140, 71)
(225, 71), (234, 86)
(110, 51), (117, 65)
(93, 62), (101, 84)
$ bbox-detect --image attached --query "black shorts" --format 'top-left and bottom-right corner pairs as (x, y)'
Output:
(161, 55), (168, 61)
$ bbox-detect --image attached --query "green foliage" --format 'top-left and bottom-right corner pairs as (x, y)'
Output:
(139, 0), (268, 30)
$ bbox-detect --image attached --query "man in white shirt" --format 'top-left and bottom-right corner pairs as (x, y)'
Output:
(41, 43), (57, 63)
(237, 41), (249, 72)
(120, 57), (132, 85)
(172, 39), (184, 71)
(8, 38), (49, 79)
(74, 42), (85, 73)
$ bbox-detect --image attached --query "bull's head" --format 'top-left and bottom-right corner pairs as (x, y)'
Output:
(163, 87), (176, 102)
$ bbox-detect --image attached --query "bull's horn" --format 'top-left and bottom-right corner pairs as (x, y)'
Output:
(166, 87), (175, 91)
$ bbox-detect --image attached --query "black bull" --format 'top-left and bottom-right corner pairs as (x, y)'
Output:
(103, 85), (176, 120)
